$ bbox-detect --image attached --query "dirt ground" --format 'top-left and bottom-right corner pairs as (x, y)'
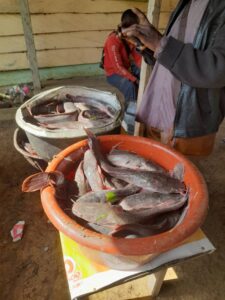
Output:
(0, 76), (225, 300)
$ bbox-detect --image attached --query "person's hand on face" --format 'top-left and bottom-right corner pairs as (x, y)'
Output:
(121, 8), (162, 52)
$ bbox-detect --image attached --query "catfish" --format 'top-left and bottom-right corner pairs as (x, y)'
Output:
(72, 202), (144, 227)
(66, 94), (116, 118)
(119, 191), (188, 217)
(83, 149), (105, 191)
(22, 171), (65, 192)
(22, 170), (77, 200)
(32, 110), (79, 125)
(74, 160), (90, 196)
(107, 148), (165, 173)
(110, 210), (182, 238)
(73, 184), (140, 204)
(85, 129), (186, 194)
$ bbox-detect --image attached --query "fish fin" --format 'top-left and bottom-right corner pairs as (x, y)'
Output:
(109, 142), (124, 153)
(22, 172), (50, 192)
(84, 127), (95, 138)
(22, 171), (64, 192)
(171, 163), (184, 181)
(48, 171), (65, 186)
(97, 165), (106, 189)
(84, 127), (101, 158)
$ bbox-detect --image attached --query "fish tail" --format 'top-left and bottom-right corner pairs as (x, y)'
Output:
(22, 172), (49, 192)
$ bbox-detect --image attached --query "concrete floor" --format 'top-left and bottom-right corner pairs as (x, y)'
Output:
(0, 76), (225, 300)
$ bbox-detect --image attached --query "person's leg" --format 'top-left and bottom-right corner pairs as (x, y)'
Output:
(123, 101), (137, 134)
(107, 74), (138, 135)
(131, 63), (140, 80)
(107, 74), (138, 107)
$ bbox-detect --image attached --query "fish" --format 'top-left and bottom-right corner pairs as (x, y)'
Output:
(66, 94), (117, 118)
(110, 209), (182, 238)
(22, 170), (77, 199)
(40, 120), (84, 130)
(83, 207), (182, 237)
(38, 112), (113, 130)
(107, 148), (165, 172)
(27, 100), (57, 115)
(73, 184), (140, 204)
(109, 221), (167, 238)
(119, 191), (188, 217)
(33, 110), (79, 125)
(74, 160), (90, 196)
(83, 149), (105, 191)
(85, 129), (186, 194)
(25, 94), (117, 130)
(77, 110), (113, 127)
(22, 171), (65, 192)
(72, 202), (144, 227)
(103, 175), (128, 190)
(72, 184), (142, 226)
(78, 107), (110, 120)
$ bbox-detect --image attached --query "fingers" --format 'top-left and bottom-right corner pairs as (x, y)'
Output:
(122, 24), (143, 41)
(125, 36), (140, 46)
(131, 7), (150, 25)
(122, 23), (162, 52)
(122, 24), (148, 39)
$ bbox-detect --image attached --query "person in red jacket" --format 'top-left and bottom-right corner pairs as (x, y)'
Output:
(103, 9), (142, 120)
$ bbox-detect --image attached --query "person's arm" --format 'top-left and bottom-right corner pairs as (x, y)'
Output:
(158, 25), (225, 88)
(107, 37), (137, 82)
(123, 8), (225, 89)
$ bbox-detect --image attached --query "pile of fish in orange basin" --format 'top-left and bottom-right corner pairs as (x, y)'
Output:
(22, 129), (188, 239)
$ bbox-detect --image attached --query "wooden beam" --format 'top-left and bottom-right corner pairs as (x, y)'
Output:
(148, 268), (167, 296)
(0, 0), (147, 14)
(134, 0), (162, 136)
(19, 0), (41, 93)
(161, 0), (179, 12)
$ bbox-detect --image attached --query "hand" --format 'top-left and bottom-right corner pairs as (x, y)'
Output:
(121, 8), (162, 52)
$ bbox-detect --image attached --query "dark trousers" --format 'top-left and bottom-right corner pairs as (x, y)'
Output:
(106, 64), (140, 108)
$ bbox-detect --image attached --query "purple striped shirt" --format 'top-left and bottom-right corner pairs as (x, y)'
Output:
(137, 0), (209, 136)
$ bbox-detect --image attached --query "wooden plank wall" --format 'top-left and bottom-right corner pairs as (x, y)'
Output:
(0, 0), (178, 73)
(0, 0), (148, 71)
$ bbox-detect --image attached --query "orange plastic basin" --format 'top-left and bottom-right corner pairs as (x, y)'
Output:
(41, 135), (208, 257)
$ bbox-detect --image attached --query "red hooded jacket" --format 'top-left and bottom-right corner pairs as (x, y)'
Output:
(103, 32), (141, 82)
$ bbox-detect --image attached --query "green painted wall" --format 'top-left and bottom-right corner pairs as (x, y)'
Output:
(0, 64), (104, 87)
